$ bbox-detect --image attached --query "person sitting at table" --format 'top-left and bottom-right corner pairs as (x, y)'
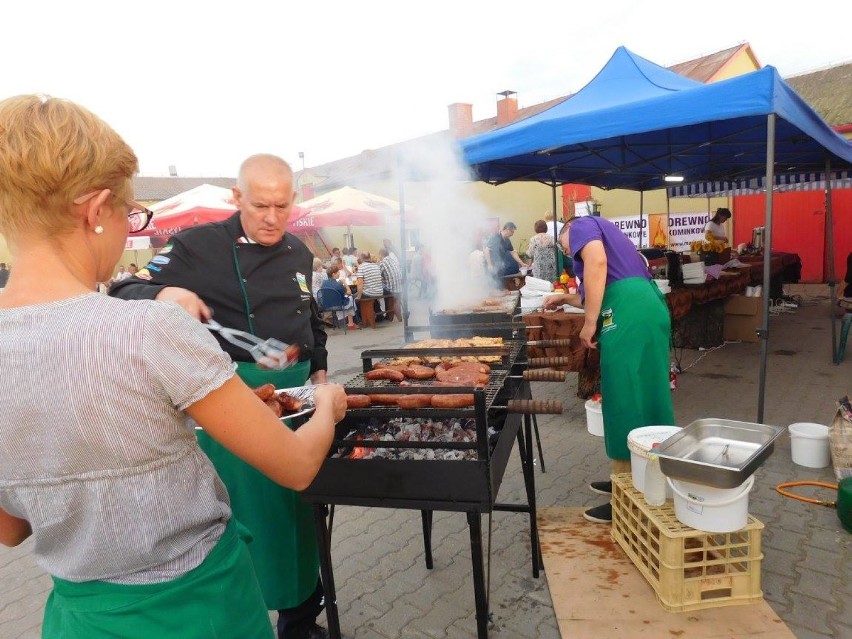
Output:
(528, 219), (558, 283)
(356, 251), (385, 317)
(379, 247), (402, 294)
(705, 208), (731, 246)
(323, 247), (341, 269)
(311, 257), (327, 298)
(342, 247), (359, 274)
(319, 264), (359, 330)
(485, 222), (526, 284)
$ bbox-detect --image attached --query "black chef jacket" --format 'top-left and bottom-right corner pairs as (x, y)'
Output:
(110, 212), (328, 374)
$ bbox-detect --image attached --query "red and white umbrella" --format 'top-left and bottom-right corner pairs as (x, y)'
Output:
(288, 186), (404, 229)
(138, 184), (238, 240)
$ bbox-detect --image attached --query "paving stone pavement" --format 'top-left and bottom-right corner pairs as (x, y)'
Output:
(1, 283), (849, 638)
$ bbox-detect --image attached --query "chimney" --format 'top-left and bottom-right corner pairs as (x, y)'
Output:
(496, 90), (518, 126)
(447, 102), (473, 138)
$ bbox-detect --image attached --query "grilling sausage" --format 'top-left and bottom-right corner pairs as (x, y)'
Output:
(365, 369), (406, 382)
(253, 383), (276, 401)
(276, 392), (304, 413)
(367, 394), (401, 405)
(264, 398), (283, 417)
(430, 394), (475, 408)
(346, 394), (372, 409)
(397, 394), (433, 409)
(402, 365), (435, 380)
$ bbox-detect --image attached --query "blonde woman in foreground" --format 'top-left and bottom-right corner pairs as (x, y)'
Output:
(0, 95), (346, 638)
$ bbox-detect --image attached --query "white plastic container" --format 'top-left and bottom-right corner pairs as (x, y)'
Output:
(668, 475), (754, 533)
(627, 426), (681, 495)
(585, 400), (604, 437)
(643, 447), (667, 506)
(788, 422), (831, 469)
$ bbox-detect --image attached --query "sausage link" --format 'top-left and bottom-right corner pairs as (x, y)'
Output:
(253, 383), (276, 401)
(397, 394), (434, 409)
(365, 369), (406, 382)
(367, 394), (401, 405)
(264, 398), (283, 417)
(430, 394), (475, 408)
(346, 394), (372, 409)
(276, 392), (304, 412)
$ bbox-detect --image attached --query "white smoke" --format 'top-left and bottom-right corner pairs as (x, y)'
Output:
(393, 137), (505, 310)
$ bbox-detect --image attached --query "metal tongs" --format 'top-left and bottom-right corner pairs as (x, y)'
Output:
(205, 319), (296, 370)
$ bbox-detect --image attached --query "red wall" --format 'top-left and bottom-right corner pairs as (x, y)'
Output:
(561, 184), (592, 217)
(732, 190), (852, 283)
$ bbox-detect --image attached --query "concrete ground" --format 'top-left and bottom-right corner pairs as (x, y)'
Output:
(1, 283), (849, 638)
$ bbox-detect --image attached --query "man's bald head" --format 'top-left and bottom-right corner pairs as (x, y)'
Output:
(237, 154), (293, 191)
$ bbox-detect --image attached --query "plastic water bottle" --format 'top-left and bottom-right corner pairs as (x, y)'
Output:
(643, 443), (667, 507)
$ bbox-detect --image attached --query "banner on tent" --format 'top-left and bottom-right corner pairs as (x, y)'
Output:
(609, 215), (649, 248)
(664, 212), (710, 251)
(607, 213), (709, 250)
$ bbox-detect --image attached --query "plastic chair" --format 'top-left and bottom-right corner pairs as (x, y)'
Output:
(316, 287), (348, 334)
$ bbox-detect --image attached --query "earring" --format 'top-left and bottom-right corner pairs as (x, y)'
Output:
(94, 226), (104, 235)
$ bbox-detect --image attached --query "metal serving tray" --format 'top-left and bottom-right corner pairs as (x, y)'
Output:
(655, 418), (783, 488)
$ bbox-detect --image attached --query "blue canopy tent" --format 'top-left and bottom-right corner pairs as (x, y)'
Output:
(461, 47), (852, 421)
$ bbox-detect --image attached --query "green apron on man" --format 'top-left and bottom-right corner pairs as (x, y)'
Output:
(195, 360), (319, 610)
(597, 277), (674, 460)
(43, 520), (274, 639)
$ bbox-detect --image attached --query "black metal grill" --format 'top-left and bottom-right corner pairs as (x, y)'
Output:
(303, 331), (541, 639)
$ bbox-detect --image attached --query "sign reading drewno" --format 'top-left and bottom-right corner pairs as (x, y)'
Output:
(607, 213), (710, 250)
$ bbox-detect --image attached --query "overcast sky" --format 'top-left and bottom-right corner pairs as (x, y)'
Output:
(2, 1), (848, 177)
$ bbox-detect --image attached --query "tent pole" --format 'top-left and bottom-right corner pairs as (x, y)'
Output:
(638, 191), (644, 248)
(825, 158), (838, 363)
(665, 191), (671, 250)
(757, 114), (776, 424)
(551, 178), (559, 273)
(397, 157), (410, 340)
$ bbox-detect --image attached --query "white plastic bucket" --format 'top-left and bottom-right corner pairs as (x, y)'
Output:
(627, 426), (681, 495)
(585, 400), (604, 437)
(788, 422), (831, 469)
(668, 475), (754, 533)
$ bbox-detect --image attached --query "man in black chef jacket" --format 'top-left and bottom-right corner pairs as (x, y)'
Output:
(111, 154), (332, 639)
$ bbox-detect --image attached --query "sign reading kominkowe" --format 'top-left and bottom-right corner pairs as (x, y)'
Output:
(608, 212), (709, 250)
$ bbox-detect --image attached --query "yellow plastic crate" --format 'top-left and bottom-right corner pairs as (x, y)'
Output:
(610, 473), (764, 612)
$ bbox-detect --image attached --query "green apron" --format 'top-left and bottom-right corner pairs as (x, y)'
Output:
(42, 519), (273, 638)
(195, 360), (319, 611)
(597, 277), (675, 460)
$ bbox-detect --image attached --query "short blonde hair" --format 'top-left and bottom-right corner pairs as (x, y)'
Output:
(312, 257), (323, 270)
(0, 95), (138, 238)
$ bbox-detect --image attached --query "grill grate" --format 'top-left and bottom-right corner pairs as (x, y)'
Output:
(344, 339), (526, 414)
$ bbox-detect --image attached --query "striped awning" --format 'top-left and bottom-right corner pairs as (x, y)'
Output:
(668, 171), (852, 197)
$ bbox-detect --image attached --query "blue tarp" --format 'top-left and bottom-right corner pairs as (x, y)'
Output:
(461, 47), (852, 190)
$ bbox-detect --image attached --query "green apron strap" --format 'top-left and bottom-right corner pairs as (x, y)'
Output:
(196, 360), (319, 610)
(43, 519), (273, 638)
(596, 277), (675, 460)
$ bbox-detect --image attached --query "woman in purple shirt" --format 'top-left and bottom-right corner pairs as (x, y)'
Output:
(544, 216), (675, 523)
